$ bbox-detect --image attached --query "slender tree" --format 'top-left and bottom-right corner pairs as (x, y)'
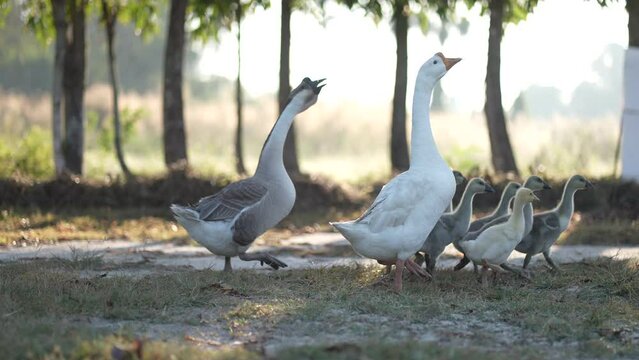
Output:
(279, 0), (299, 173)
(100, 0), (133, 179)
(98, 0), (158, 179)
(338, 0), (452, 173)
(22, 0), (87, 175)
(51, 0), (67, 176)
(465, 0), (538, 175)
(234, 3), (246, 174)
(483, 0), (517, 174)
(390, 0), (410, 172)
(176, 0), (269, 175)
(63, 0), (88, 175)
(162, 0), (188, 171)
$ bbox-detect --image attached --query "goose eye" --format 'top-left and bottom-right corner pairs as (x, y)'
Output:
(434, 60), (438, 64)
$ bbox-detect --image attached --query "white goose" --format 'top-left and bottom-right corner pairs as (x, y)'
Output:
(171, 78), (325, 272)
(331, 53), (461, 292)
(458, 188), (539, 287)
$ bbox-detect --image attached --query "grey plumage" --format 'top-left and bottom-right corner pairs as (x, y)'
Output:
(467, 181), (521, 232)
(453, 175), (551, 272)
(170, 77), (326, 272)
(516, 175), (593, 271)
(419, 177), (494, 274)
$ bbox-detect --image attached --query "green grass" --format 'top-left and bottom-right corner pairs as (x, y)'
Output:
(1, 258), (638, 359)
(560, 219), (639, 246)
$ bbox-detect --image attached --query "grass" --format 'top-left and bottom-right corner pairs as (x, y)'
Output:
(560, 218), (639, 246)
(1, 257), (638, 359)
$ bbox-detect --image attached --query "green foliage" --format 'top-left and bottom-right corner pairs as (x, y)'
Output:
(189, 0), (271, 43)
(464, 0), (539, 24)
(0, 126), (53, 179)
(88, 107), (145, 153)
(0, 0), (11, 28)
(21, 0), (54, 44)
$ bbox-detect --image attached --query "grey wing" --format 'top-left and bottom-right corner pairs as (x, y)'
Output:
(195, 178), (268, 222)
(468, 216), (492, 232)
(232, 210), (262, 246)
(539, 213), (560, 230)
(439, 215), (456, 232)
(518, 212), (558, 253)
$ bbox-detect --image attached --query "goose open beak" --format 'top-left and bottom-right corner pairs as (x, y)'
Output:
(484, 184), (495, 193)
(585, 180), (594, 189)
(436, 53), (462, 71)
(311, 78), (326, 94)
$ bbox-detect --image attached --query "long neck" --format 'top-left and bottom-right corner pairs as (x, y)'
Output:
(508, 196), (527, 231)
(452, 188), (477, 229)
(410, 78), (443, 169)
(556, 183), (578, 219)
(255, 100), (302, 178)
(492, 191), (513, 217)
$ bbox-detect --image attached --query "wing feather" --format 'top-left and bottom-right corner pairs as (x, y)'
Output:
(195, 178), (268, 222)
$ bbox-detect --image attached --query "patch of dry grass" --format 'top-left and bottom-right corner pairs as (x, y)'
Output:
(0, 257), (638, 359)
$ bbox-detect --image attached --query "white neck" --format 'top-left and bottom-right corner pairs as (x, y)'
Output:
(508, 196), (528, 234)
(255, 98), (303, 178)
(410, 77), (444, 169)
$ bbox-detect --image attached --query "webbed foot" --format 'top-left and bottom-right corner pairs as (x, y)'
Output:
(239, 253), (288, 270)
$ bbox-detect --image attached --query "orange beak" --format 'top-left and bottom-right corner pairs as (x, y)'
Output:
(436, 53), (462, 71)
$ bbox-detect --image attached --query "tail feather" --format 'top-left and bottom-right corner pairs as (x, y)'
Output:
(330, 221), (360, 242)
(170, 204), (200, 224)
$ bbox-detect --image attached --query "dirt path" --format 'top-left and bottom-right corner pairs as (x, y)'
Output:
(2, 233), (638, 274)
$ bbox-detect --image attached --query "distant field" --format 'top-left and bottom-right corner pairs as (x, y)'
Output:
(0, 85), (620, 183)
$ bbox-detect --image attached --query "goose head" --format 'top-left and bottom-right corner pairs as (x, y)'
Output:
(287, 77), (326, 113)
(568, 174), (594, 191)
(515, 188), (540, 205)
(418, 53), (461, 84)
(467, 177), (495, 194)
(452, 170), (466, 185)
(523, 175), (551, 191)
(502, 181), (522, 199)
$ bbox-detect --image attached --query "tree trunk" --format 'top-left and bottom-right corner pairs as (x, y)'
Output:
(102, 0), (133, 180)
(51, 0), (66, 176)
(621, 0), (639, 180)
(162, 0), (188, 171)
(62, 0), (86, 175)
(390, 1), (410, 173)
(484, 0), (519, 175)
(628, 0), (639, 47)
(235, 5), (246, 175)
(279, 0), (300, 174)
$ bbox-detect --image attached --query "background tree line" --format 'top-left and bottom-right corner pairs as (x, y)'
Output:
(0, 0), (636, 181)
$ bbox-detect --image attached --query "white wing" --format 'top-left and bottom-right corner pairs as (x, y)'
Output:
(356, 173), (441, 234)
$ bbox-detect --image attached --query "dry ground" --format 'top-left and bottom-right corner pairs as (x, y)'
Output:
(1, 234), (638, 359)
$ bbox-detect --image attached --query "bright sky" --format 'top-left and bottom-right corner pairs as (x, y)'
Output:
(196, 0), (628, 113)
